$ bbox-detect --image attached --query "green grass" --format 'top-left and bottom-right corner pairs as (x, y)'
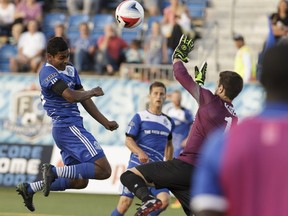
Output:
(0, 187), (185, 216)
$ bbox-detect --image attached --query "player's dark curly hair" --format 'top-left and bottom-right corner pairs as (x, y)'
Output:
(47, 37), (68, 56)
(261, 44), (288, 102)
(149, 81), (166, 93)
(219, 71), (243, 101)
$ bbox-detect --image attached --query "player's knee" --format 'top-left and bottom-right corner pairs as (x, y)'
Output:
(120, 170), (134, 185)
(70, 179), (89, 189)
(157, 194), (171, 210)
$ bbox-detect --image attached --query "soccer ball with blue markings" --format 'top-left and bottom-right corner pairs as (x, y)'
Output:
(115, 0), (144, 29)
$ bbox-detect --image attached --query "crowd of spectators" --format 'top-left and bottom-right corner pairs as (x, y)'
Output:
(0, 0), (206, 74)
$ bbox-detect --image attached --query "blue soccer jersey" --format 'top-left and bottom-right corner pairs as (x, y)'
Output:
(39, 63), (83, 127)
(165, 105), (193, 157)
(126, 110), (174, 167)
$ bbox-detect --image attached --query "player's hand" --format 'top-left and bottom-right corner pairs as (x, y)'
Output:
(172, 34), (194, 63)
(105, 121), (119, 131)
(138, 151), (149, 163)
(91, 87), (104, 97)
(194, 61), (207, 85)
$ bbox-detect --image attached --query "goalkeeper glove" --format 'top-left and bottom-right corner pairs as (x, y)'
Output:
(172, 34), (194, 63)
(194, 61), (207, 85)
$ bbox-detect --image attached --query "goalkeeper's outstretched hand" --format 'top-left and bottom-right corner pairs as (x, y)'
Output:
(194, 61), (207, 85)
(172, 34), (194, 63)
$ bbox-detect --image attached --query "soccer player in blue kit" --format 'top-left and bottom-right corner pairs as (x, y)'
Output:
(119, 34), (243, 216)
(16, 37), (119, 211)
(191, 45), (288, 216)
(111, 81), (174, 216)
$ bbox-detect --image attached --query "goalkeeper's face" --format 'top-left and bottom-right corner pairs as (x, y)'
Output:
(47, 49), (70, 71)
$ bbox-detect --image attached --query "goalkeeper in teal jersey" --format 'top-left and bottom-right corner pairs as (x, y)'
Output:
(16, 37), (119, 212)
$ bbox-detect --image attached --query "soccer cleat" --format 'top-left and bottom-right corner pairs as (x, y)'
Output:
(42, 163), (57, 197)
(16, 182), (35, 212)
(134, 197), (162, 216)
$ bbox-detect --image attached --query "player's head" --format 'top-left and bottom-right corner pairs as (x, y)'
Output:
(171, 90), (182, 107)
(260, 44), (288, 102)
(149, 81), (167, 109)
(215, 71), (243, 102)
(46, 37), (70, 71)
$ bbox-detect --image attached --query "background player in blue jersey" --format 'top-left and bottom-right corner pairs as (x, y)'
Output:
(164, 89), (194, 209)
(191, 45), (288, 216)
(16, 37), (119, 212)
(119, 34), (243, 216)
(164, 89), (193, 158)
(111, 81), (174, 216)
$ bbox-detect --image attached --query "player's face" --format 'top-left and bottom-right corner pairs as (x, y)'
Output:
(47, 49), (70, 71)
(149, 87), (166, 108)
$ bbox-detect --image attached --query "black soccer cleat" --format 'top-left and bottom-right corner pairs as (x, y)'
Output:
(42, 163), (57, 197)
(134, 197), (162, 216)
(16, 182), (35, 212)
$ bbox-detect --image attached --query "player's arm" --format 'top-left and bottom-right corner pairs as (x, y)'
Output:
(52, 81), (118, 130)
(80, 96), (118, 131)
(52, 79), (104, 103)
(172, 35), (207, 103)
(164, 139), (174, 160)
(125, 135), (149, 163)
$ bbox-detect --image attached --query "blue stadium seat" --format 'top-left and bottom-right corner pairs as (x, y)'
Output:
(145, 15), (163, 33)
(0, 44), (17, 72)
(67, 14), (90, 33)
(42, 13), (66, 39)
(121, 29), (141, 44)
(92, 14), (114, 32)
(187, 4), (206, 19)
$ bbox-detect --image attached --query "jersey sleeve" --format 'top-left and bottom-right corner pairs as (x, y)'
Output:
(39, 66), (62, 90)
(125, 113), (141, 138)
(191, 128), (228, 212)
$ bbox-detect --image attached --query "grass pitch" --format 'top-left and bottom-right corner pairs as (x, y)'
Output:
(0, 187), (185, 216)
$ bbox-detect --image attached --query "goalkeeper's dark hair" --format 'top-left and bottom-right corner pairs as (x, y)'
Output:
(149, 81), (166, 93)
(47, 37), (68, 56)
(260, 44), (288, 102)
(219, 71), (243, 101)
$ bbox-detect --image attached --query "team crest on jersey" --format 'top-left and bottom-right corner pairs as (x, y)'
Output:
(1, 85), (51, 142)
(163, 118), (169, 126)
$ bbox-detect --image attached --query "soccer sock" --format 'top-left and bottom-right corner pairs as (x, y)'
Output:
(50, 178), (70, 191)
(28, 181), (43, 193)
(52, 162), (95, 179)
(149, 208), (163, 216)
(120, 170), (151, 202)
(111, 208), (124, 216)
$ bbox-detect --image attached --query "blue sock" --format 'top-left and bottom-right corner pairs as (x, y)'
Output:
(111, 208), (123, 216)
(50, 178), (70, 191)
(52, 163), (95, 179)
(28, 181), (43, 193)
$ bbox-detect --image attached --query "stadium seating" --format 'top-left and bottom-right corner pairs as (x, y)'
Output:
(66, 14), (90, 44)
(92, 14), (114, 32)
(187, 3), (206, 19)
(42, 13), (66, 39)
(0, 44), (17, 72)
(145, 15), (163, 34)
(121, 29), (141, 44)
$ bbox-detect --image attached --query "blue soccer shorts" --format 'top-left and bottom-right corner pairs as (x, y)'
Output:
(52, 124), (105, 165)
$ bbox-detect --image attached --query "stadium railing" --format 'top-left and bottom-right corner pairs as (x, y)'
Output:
(119, 63), (175, 82)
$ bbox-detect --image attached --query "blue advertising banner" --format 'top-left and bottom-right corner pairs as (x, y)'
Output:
(0, 143), (53, 187)
(0, 74), (265, 147)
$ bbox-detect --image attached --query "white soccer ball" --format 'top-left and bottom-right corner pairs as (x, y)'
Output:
(115, 0), (144, 29)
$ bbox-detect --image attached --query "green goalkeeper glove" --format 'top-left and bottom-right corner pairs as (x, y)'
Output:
(194, 61), (207, 85)
(172, 34), (195, 63)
